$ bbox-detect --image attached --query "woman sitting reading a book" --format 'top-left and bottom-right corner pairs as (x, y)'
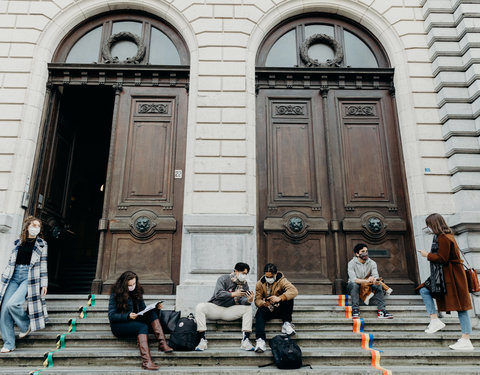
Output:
(108, 271), (173, 370)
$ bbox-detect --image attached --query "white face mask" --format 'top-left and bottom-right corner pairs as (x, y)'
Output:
(237, 273), (247, 282)
(28, 226), (40, 237)
(265, 277), (275, 284)
(128, 284), (136, 292)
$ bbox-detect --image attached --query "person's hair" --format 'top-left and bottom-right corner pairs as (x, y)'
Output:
(111, 271), (144, 312)
(353, 243), (368, 254)
(425, 213), (452, 235)
(20, 216), (43, 243)
(234, 262), (250, 272)
(264, 263), (277, 274)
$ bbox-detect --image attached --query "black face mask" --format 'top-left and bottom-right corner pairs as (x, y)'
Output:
(359, 252), (368, 260)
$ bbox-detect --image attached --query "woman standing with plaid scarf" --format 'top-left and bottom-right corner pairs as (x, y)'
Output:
(0, 216), (48, 353)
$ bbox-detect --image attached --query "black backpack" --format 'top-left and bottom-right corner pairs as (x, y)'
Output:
(168, 313), (199, 351)
(269, 335), (303, 369)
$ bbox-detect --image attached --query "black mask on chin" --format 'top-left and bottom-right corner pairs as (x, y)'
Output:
(359, 252), (368, 260)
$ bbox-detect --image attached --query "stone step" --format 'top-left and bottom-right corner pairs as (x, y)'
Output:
(3, 347), (480, 367)
(16, 330), (480, 349)
(13, 365), (480, 375)
(42, 316), (464, 332)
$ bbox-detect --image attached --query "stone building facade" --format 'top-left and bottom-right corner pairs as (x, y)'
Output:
(0, 0), (478, 313)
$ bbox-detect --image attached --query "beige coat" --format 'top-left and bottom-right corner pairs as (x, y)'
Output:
(255, 272), (298, 307)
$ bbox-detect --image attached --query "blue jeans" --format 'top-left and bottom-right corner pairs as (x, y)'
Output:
(0, 265), (30, 350)
(419, 287), (472, 334)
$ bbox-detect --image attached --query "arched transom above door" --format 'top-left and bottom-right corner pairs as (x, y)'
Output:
(257, 14), (389, 68)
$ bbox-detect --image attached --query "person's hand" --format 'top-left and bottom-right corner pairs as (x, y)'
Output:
(245, 291), (254, 303)
(232, 290), (246, 298)
(41, 287), (47, 297)
(129, 313), (138, 320)
(267, 295), (282, 304)
(263, 299), (271, 307)
(417, 249), (428, 258)
(366, 276), (375, 284)
(373, 279), (381, 286)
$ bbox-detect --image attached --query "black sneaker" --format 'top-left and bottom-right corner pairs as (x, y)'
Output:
(378, 309), (393, 319)
(352, 308), (360, 319)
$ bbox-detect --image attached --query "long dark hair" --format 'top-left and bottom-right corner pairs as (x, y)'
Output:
(425, 213), (452, 235)
(20, 216), (43, 244)
(111, 271), (144, 312)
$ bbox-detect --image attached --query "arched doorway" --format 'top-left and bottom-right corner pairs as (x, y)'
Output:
(29, 11), (189, 294)
(256, 14), (418, 294)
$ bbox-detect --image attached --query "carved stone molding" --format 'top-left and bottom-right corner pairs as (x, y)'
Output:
(299, 34), (344, 68)
(275, 105), (304, 115)
(138, 103), (168, 114)
(102, 32), (146, 64)
(345, 105), (375, 116)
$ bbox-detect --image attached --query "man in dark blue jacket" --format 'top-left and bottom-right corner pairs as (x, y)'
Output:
(194, 262), (254, 351)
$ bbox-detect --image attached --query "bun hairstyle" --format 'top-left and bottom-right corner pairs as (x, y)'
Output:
(425, 213), (452, 235)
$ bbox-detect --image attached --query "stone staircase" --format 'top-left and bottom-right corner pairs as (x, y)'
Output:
(2, 295), (480, 374)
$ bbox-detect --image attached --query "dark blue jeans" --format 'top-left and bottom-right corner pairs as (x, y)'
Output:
(110, 309), (158, 338)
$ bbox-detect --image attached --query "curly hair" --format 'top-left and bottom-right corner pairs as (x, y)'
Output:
(20, 216), (43, 244)
(111, 271), (144, 312)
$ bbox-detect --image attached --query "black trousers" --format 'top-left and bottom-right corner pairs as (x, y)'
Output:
(110, 309), (159, 339)
(255, 299), (294, 341)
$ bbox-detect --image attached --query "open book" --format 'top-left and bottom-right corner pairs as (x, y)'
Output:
(137, 301), (164, 316)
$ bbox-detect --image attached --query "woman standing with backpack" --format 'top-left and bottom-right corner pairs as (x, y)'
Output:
(417, 213), (474, 351)
(108, 271), (173, 370)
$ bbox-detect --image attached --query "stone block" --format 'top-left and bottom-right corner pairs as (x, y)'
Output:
(0, 122), (19, 137)
(419, 140), (447, 157)
(192, 192), (247, 213)
(197, 76), (222, 91)
(220, 174), (246, 192)
(439, 103), (472, 123)
(417, 124), (443, 140)
(422, 158), (449, 175)
(393, 20), (426, 36)
(383, 7), (415, 24)
(222, 19), (255, 34)
(0, 44), (9, 58)
(221, 140), (246, 157)
(183, 4), (213, 21)
(405, 62), (434, 77)
(213, 4), (234, 18)
(193, 174), (220, 192)
(400, 34), (429, 49)
(0, 172), (10, 190)
(442, 119), (477, 137)
(8, 43), (35, 58)
(0, 88), (25, 104)
(446, 136), (479, 155)
(0, 104), (23, 120)
(222, 46), (247, 61)
(424, 175), (452, 193)
(406, 48), (431, 63)
(196, 107), (221, 123)
(221, 108), (246, 123)
(29, 1), (61, 18)
(0, 14), (16, 28)
(7, 1), (30, 14)
(433, 71), (466, 90)
(451, 171), (480, 190)
(454, 3), (480, 23)
(412, 93), (439, 107)
(191, 18), (223, 33)
(232, 4), (264, 22)
(16, 14), (50, 30)
(195, 123), (223, 140)
(448, 154), (480, 172)
(371, 0), (401, 15)
(194, 156), (246, 174)
(197, 32), (249, 48)
(171, 0), (196, 12)
(197, 91), (246, 107)
(425, 193), (455, 213)
(195, 139), (221, 156)
(221, 124), (246, 139)
(0, 138), (16, 154)
(222, 76), (246, 91)
(198, 46), (223, 61)
(414, 108), (441, 124)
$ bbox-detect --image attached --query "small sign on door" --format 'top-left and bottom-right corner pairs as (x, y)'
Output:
(174, 169), (183, 179)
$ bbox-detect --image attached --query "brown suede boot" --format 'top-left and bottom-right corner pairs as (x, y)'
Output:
(137, 334), (159, 370)
(151, 319), (174, 353)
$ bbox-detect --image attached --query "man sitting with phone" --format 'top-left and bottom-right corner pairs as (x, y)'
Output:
(347, 243), (393, 319)
(254, 263), (298, 353)
(194, 262), (255, 351)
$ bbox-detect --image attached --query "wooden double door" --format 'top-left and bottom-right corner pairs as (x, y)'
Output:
(32, 83), (187, 294)
(257, 88), (418, 294)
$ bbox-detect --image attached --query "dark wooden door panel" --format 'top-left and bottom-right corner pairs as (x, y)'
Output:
(100, 86), (187, 293)
(257, 87), (417, 294)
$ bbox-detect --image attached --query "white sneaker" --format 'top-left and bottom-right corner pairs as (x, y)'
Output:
(0, 347), (14, 353)
(449, 338), (474, 351)
(240, 338), (255, 351)
(195, 338), (208, 351)
(19, 326), (31, 339)
(425, 319), (446, 334)
(281, 321), (296, 336)
(385, 288), (393, 296)
(255, 338), (266, 353)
